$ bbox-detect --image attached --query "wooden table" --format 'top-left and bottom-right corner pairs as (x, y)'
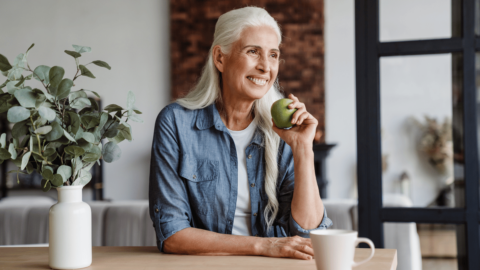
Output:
(0, 246), (397, 270)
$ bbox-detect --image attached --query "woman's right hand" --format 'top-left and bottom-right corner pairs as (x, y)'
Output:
(257, 236), (315, 260)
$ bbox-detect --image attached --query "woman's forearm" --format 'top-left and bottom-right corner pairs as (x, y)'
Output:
(163, 227), (316, 260)
(290, 143), (324, 229)
(163, 227), (263, 255)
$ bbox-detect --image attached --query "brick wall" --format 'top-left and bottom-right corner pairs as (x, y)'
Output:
(171, 0), (325, 142)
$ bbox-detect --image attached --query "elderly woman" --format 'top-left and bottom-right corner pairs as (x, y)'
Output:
(149, 6), (332, 260)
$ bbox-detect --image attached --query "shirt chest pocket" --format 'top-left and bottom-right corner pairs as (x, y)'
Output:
(178, 154), (218, 216)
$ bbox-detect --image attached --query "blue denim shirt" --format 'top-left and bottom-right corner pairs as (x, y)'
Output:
(149, 102), (332, 252)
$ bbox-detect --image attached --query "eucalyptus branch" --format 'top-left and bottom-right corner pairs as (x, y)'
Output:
(72, 68), (80, 82)
(0, 44), (138, 191)
(100, 110), (128, 141)
(29, 115), (43, 157)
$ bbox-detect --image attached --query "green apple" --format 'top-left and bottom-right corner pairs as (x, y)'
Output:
(271, 98), (297, 129)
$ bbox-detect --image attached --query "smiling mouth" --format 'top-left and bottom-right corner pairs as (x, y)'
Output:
(247, 76), (268, 86)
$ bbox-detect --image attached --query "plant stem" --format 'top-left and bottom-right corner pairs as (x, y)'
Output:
(72, 68), (80, 82)
(29, 116), (45, 160)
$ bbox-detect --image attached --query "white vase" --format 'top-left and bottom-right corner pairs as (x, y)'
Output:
(49, 185), (92, 269)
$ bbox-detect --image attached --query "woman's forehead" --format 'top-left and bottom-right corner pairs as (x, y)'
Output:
(237, 26), (280, 50)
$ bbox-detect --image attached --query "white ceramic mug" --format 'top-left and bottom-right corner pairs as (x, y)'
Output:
(310, 229), (375, 270)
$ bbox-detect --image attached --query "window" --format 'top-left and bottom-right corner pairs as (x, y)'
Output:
(355, 0), (479, 268)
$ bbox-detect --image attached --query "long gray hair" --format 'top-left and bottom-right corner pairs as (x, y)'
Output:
(176, 6), (283, 229)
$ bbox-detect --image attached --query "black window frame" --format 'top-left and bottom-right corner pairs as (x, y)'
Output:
(355, 0), (480, 268)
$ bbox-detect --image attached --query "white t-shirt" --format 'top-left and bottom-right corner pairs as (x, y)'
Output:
(227, 118), (257, 236)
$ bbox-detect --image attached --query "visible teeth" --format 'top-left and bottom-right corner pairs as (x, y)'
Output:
(247, 76), (267, 86)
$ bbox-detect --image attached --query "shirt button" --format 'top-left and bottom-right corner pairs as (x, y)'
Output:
(193, 175), (196, 179)
(248, 155), (252, 159)
(253, 212), (257, 216)
(250, 183), (255, 187)
(155, 208), (159, 213)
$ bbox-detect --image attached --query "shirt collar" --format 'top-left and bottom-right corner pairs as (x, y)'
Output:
(195, 103), (265, 147)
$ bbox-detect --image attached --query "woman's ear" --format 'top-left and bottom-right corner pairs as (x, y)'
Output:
(212, 45), (225, 73)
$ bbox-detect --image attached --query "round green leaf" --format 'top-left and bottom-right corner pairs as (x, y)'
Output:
(83, 144), (101, 162)
(118, 124), (132, 141)
(0, 148), (11, 160)
(41, 179), (51, 192)
(38, 106), (56, 121)
(14, 88), (37, 108)
(6, 81), (22, 95)
(102, 142), (121, 163)
(128, 114), (143, 123)
(81, 115), (100, 130)
(35, 125), (52, 135)
(65, 145), (85, 158)
(7, 106), (31, 123)
(41, 167), (53, 180)
(68, 90), (87, 103)
(51, 174), (63, 187)
(64, 50), (81, 58)
(92, 60), (111, 70)
(48, 66), (65, 88)
(0, 54), (12, 72)
(63, 130), (76, 142)
(98, 112), (109, 130)
(104, 104), (123, 112)
(107, 131), (125, 144)
(8, 143), (17, 160)
(43, 148), (56, 157)
(72, 45), (91, 53)
(82, 132), (95, 143)
(70, 97), (91, 110)
(89, 98), (98, 111)
(126, 91), (135, 110)
(79, 65), (95, 79)
(66, 111), (80, 135)
(83, 89), (100, 98)
(57, 165), (72, 182)
(33, 65), (51, 85)
(45, 121), (63, 141)
(56, 78), (73, 99)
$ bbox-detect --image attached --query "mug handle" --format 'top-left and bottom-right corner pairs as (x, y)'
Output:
(352, 237), (375, 268)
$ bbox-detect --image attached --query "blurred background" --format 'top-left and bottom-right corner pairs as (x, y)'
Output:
(0, 0), (471, 269)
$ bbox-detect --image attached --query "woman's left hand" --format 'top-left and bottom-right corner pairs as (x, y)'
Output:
(272, 94), (318, 150)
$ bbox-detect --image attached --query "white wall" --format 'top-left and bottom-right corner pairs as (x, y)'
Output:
(0, 0), (170, 200)
(325, 0), (453, 206)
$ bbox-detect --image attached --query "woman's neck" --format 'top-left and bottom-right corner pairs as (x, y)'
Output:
(216, 98), (255, 131)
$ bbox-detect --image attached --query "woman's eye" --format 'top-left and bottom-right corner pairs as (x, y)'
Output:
(271, 53), (278, 58)
(248, 49), (257, 54)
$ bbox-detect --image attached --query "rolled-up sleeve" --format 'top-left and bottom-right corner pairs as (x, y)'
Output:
(289, 208), (333, 237)
(275, 141), (333, 237)
(149, 106), (192, 252)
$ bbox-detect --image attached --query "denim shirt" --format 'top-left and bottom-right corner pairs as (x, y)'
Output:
(149, 102), (332, 252)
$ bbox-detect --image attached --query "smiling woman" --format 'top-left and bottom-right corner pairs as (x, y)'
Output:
(149, 6), (332, 260)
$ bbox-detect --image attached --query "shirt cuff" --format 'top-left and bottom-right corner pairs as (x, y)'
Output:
(155, 219), (191, 252)
(289, 207), (333, 238)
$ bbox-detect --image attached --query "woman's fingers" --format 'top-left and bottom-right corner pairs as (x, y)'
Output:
(288, 93), (299, 102)
(291, 105), (306, 124)
(296, 112), (311, 125)
(299, 244), (315, 256)
(292, 249), (313, 260)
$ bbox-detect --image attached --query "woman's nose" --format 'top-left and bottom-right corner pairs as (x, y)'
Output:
(256, 55), (270, 73)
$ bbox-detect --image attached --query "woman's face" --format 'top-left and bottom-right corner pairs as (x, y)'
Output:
(214, 26), (280, 102)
